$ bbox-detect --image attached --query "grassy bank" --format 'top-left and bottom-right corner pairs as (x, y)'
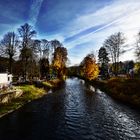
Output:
(0, 79), (62, 118)
(92, 78), (140, 108)
(0, 85), (45, 117)
(42, 79), (62, 88)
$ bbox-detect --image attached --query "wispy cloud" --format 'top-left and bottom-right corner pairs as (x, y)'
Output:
(29, 0), (44, 26)
(61, 0), (140, 65)
(65, 8), (140, 48)
(63, 0), (140, 37)
(64, 17), (123, 46)
(0, 0), (139, 65)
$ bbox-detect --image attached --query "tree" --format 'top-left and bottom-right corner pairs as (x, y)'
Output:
(18, 23), (36, 49)
(52, 46), (68, 79)
(40, 58), (49, 79)
(19, 47), (35, 79)
(51, 40), (61, 50)
(41, 39), (49, 59)
(0, 32), (19, 73)
(32, 39), (41, 56)
(135, 62), (140, 76)
(32, 39), (51, 78)
(103, 32), (125, 76)
(98, 47), (109, 77)
(18, 23), (36, 80)
(98, 47), (109, 65)
(135, 32), (140, 61)
(80, 53), (99, 80)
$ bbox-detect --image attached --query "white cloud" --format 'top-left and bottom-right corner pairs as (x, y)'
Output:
(62, 0), (140, 65)
(38, 33), (65, 43)
(29, 0), (44, 26)
(63, 0), (140, 38)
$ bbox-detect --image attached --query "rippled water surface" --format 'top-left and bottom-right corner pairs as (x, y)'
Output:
(0, 78), (140, 140)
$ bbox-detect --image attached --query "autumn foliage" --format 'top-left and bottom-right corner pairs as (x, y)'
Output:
(80, 53), (99, 80)
(52, 46), (68, 78)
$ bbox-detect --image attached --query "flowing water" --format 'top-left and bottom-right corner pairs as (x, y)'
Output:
(0, 78), (140, 140)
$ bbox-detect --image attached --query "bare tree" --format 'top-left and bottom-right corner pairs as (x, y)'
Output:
(51, 40), (62, 52)
(0, 32), (19, 73)
(41, 39), (49, 59)
(32, 39), (41, 59)
(18, 23), (36, 49)
(31, 39), (50, 78)
(103, 32), (125, 76)
(135, 32), (140, 61)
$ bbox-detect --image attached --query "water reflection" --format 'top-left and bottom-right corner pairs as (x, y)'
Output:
(0, 78), (140, 140)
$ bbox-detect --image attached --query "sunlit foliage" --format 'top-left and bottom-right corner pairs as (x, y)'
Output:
(52, 46), (68, 79)
(134, 62), (140, 75)
(80, 53), (99, 80)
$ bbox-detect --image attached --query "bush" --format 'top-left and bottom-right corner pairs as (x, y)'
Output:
(105, 77), (140, 107)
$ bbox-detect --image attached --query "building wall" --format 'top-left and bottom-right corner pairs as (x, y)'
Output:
(7, 74), (13, 84)
(0, 74), (8, 84)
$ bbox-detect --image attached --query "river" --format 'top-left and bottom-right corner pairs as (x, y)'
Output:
(0, 78), (140, 140)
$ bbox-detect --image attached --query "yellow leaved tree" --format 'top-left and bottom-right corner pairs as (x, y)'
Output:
(80, 53), (99, 80)
(52, 46), (67, 79)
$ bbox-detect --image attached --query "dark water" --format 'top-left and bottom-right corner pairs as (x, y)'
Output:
(0, 78), (140, 140)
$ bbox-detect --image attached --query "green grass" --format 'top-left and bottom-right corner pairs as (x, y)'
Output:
(0, 102), (22, 115)
(42, 79), (61, 88)
(18, 85), (45, 99)
(0, 85), (46, 117)
(0, 79), (62, 117)
(42, 81), (53, 88)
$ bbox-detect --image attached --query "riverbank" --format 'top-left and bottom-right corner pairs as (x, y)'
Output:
(71, 75), (140, 108)
(0, 79), (62, 118)
(91, 78), (140, 108)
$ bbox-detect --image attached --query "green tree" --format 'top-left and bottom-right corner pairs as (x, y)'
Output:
(39, 58), (49, 79)
(18, 23), (37, 80)
(19, 47), (37, 80)
(98, 47), (109, 77)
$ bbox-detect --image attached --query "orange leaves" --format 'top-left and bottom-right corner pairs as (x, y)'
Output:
(81, 54), (99, 80)
(53, 47), (67, 70)
(52, 46), (68, 78)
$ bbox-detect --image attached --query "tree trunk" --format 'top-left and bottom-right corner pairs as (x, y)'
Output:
(9, 55), (13, 74)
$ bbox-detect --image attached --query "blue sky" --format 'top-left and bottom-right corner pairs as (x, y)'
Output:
(0, 0), (140, 65)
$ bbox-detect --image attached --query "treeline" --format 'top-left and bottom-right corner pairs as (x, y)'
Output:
(68, 53), (100, 80)
(0, 23), (68, 80)
(98, 32), (140, 78)
(68, 32), (140, 80)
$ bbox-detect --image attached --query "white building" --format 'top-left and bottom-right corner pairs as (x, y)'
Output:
(0, 73), (13, 87)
